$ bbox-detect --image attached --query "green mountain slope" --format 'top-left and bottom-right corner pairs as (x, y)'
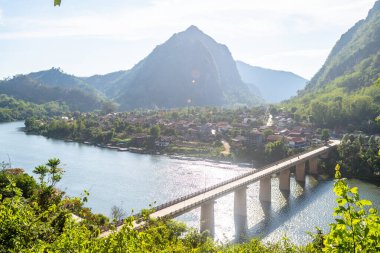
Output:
(304, 0), (380, 92)
(0, 69), (107, 112)
(283, 0), (380, 132)
(236, 61), (308, 103)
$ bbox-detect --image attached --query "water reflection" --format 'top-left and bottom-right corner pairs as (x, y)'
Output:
(177, 174), (379, 245)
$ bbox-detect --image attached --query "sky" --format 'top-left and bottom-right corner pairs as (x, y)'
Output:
(0, 0), (377, 80)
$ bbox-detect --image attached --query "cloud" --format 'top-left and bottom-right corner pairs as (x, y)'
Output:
(0, 0), (376, 79)
(0, 0), (375, 41)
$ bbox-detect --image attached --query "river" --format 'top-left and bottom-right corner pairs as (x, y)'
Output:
(1, 121), (379, 244)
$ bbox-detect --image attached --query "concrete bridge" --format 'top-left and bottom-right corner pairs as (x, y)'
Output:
(101, 140), (340, 238)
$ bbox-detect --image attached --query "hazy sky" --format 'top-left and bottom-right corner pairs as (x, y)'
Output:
(0, 0), (377, 79)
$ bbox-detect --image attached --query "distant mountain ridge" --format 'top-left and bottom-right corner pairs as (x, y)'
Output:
(1, 26), (319, 111)
(107, 25), (263, 110)
(236, 61), (308, 103)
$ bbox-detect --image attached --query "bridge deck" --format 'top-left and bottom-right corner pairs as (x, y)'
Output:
(151, 140), (340, 219)
(100, 140), (340, 237)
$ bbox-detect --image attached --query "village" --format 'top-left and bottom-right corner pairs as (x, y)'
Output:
(92, 107), (329, 161)
(25, 107), (332, 164)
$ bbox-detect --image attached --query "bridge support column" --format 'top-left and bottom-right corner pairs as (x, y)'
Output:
(259, 176), (271, 202)
(279, 169), (290, 191)
(296, 162), (306, 182)
(234, 187), (247, 240)
(320, 151), (329, 159)
(309, 158), (318, 175)
(200, 200), (215, 237)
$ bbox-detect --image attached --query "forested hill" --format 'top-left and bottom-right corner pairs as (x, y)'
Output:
(304, 0), (380, 92)
(0, 69), (107, 112)
(282, 0), (380, 132)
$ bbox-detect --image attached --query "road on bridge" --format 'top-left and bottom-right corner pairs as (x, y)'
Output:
(100, 140), (340, 237)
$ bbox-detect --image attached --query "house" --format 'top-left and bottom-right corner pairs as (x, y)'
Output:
(216, 122), (233, 132)
(231, 135), (247, 148)
(288, 137), (307, 148)
(267, 135), (284, 142)
(131, 134), (151, 146)
(155, 136), (171, 147)
(246, 130), (264, 148)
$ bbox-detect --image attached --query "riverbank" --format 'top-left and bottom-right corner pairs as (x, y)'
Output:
(25, 127), (257, 168)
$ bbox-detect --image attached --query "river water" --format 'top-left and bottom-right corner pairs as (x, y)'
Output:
(1, 121), (379, 244)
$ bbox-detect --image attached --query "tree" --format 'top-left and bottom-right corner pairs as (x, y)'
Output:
(321, 129), (330, 143)
(322, 164), (380, 252)
(101, 101), (117, 114)
(265, 139), (288, 163)
(150, 125), (161, 139)
(263, 129), (274, 138)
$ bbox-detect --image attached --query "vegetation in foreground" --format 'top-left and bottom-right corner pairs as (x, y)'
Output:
(1, 155), (379, 252)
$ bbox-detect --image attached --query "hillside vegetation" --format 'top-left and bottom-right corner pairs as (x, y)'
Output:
(0, 69), (108, 112)
(0, 94), (68, 122)
(283, 1), (380, 132)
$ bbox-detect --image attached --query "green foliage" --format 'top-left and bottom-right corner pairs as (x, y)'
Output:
(1, 157), (380, 252)
(282, 1), (380, 132)
(0, 73), (109, 112)
(0, 94), (68, 123)
(149, 124), (161, 139)
(321, 129), (330, 142)
(322, 164), (380, 252)
(0, 169), (38, 199)
(337, 134), (380, 177)
(305, 2), (380, 92)
(265, 139), (289, 163)
(54, 0), (61, 6)
(282, 79), (380, 132)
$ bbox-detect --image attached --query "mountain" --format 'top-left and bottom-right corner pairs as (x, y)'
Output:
(236, 61), (308, 103)
(108, 26), (262, 110)
(81, 70), (129, 98)
(0, 68), (107, 112)
(303, 0), (380, 92)
(283, 0), (380, 131)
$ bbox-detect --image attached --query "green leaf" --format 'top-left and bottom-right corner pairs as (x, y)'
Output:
(337, 198), (347, 206)
(350, 187), (358, 194)
(335, 219), (345, 224)
(54, 0), (61, 6)
(356, 199), (372, 207)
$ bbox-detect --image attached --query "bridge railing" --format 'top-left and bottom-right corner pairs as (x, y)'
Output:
(110, 143), (334, 229)
(151, 143), (331, 213)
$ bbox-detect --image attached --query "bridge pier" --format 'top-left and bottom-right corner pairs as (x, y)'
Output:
(296, 162), (306, 182)
(234, 187), (247, 240)
(320, 151), (329, 159)
(309, 158), (318, 175)
(200, 200), (215, 237)
(259, 176), (271, 202)
(279, 168), (290, 191)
